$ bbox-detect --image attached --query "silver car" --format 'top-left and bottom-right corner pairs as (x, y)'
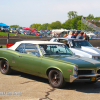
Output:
(50, 38), (100, 60)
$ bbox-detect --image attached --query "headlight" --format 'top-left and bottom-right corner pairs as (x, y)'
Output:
(73, 65), (78, 76)
(92, 56), (100, 60)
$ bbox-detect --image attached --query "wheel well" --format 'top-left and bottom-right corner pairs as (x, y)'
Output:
(46, 68), (60, 76)
(0, 58), (8, 62)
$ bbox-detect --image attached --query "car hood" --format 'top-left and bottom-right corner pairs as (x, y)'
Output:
(70, 46), (100, 57)
(49, 55), (100, 68)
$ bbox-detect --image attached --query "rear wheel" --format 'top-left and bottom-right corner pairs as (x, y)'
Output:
(0, 60), (12, 74)
(48, 70), (66, 88)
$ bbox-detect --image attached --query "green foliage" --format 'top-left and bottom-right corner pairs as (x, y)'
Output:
(62, 19), (71, 29)
(30, 23), (52, 30)
(39, 23), (50, 30)
(94, 17), (100, 20)
(30, 23), (41, 30)
(50, 21), (62, 29)
(9, 25), (20, 28)
(68, 11), (77, 19)
(62, 16), (82, 30)
(86, 14), (94, 19)
(77, 20), (81, 30)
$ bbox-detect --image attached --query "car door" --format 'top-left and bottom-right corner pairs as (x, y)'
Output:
(15, 43), (42, 76)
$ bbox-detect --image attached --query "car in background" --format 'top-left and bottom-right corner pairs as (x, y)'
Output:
(0, 41), (100, 88)
(50, 38), (100, 60)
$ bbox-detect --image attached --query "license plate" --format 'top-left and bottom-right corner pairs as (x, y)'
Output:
(90, 77), (96, 81)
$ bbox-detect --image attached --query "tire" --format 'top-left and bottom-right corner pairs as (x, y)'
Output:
(0, 60), (12, 75)
(48, 70), (66, 88)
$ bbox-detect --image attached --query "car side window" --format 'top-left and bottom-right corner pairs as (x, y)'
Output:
(15, 44), (24, 53)
(24, 44), (40, 55)
(16, 43), (40, 55)
(54, 39), (57, 42)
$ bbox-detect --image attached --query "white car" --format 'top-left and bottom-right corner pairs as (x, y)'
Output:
(50, 38), (100, 60)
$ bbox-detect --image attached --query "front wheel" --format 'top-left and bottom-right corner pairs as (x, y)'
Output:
(48, 70), (66, 88)
(0, 60), (12, 74)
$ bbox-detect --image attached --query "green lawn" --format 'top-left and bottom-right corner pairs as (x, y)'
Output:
(0, 32), (36, 37)
(2, 46), (6, 48)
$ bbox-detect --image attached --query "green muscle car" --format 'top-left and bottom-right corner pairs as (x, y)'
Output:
(0, 41), (100, 88)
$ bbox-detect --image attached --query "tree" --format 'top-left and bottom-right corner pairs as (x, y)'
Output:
(94, 17), (100, 20)
(62, 19), (72, 29)
(71, 16), (82, 29)
(77, 20), (81, 30)
(39, 23), (50, 30)
(50, 21), (62, 29)
(62, 16), (82, 30)
(9, 25), (20, 28)
(30, 23), (41, 30)
(87, 14), (94, 19)
(68, 11), (77, 19)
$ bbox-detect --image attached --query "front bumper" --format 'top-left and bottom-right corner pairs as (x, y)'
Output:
(70, 73), (100, 82)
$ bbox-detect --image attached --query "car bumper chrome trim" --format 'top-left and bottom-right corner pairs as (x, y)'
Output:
(70, 73), (100, 82)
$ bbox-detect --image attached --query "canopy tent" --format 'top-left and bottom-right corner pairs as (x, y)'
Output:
(23, 27), (32, 30)
(0, 23), (9, 27)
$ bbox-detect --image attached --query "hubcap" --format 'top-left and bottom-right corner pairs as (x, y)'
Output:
(51, 72), (60, 85)
(2, 62), (7, 72)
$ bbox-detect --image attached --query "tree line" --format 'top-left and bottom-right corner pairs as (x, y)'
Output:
(10, 11), (100, 31)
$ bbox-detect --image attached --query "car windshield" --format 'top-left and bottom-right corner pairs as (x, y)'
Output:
(71, 40), (93, 48)
(39, 44), (73, 56)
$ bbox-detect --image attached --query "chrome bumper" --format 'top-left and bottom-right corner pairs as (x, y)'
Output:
(70, 73), (100, 82)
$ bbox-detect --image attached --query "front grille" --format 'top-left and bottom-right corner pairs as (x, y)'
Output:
(97, 69), (100, 74)
(78, 70), (93, 75)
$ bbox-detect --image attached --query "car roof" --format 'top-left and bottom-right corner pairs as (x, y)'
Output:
(9, 40), (64, 50)
(15, 40), (63, 44)
(52, 38), (85, 41)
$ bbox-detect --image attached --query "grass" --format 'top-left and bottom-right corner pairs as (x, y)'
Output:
(3, 46), (6, 48)
(0, 32), (36, 37)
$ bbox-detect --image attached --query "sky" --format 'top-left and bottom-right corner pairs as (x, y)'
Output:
(0, 0), (100, 27)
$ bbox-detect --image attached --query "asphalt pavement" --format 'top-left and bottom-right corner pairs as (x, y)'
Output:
(0, 71), (100, 100)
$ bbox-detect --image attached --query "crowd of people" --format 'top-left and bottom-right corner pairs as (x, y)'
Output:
(64, 31), (89, 42)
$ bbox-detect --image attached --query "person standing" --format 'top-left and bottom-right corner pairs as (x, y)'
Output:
(71, 31), (78, 38)
(67, 31), (72, 38)
(64, 34), (67, 38)
(76, 31), (84, 39)
(83, 33), (89, 42)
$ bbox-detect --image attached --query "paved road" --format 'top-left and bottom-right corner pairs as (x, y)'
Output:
(0, 71), (100, 100)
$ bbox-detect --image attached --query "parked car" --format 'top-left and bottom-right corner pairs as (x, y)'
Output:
(50, 38), (100, 60)
(0, 41), (100, 88)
